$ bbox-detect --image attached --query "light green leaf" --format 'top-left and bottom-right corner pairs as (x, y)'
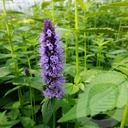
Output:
(63, 83), (79, 95)
(0, 111), (7, 124)
(58, 71), (128, 122)
(100, 2), (128, 10)
(77, 0), (86, 11)
(79, 28), (116, 33)
(74, 73), (81, 84)
(0, 120), (20, 128)
(42, 2), (51, 9)
(0, 67), (10, 78)
(0, 54), (12, 59)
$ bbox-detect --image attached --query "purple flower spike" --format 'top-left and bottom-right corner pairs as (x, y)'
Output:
(39, 20), (64, 99)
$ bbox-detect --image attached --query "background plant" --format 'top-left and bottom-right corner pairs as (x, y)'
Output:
(0, 0), (128, 128)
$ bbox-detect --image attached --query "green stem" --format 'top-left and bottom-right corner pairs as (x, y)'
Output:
(84, 11), (87, 72)
(2, 0), (23, 110)
(65, 38), (69, 64)
(23, 37), (35, 121)
(115, 20), (122, 49)
(120, 104), (128, 128)
(52, 0), (54, 23)
(28, 78), (34, 121)
(75, 0), (79, 73)
(97, 48), (101, 68)
(2, 0), (14, 57)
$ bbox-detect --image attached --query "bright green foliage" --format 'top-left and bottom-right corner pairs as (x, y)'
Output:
(0, 0), (128, 127)
(58, 71), (128, 123)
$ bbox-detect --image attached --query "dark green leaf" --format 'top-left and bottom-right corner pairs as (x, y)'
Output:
(20, 117), (35, 128)
(41, 99), (55, 125)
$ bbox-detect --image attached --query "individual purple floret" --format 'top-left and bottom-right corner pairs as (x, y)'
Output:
(39, 20), (64, 99)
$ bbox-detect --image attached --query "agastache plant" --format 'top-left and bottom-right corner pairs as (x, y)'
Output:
(39, 20), (64, 99)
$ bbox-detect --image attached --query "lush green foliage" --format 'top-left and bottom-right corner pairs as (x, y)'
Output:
(0, 0), (128, 128)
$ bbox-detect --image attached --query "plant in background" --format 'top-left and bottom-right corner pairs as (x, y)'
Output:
(39, 19), (64, 99)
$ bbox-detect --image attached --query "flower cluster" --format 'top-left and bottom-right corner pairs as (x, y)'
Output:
(39, 20), (64, 99)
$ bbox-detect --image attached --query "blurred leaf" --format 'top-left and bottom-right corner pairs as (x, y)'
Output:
(0, 54), (11, 59)
(16, 26), (31, 32)
(0, 38), (8, 41)
(0, 120), (20, 128)
(56, 28), (73, 37)
(74, 73), (81, 84)
(42, 2), (51, 9)
(4, 86), (20, 97)
(0, 111), (7, 124)
(20, 117), (35, 128)
(79, 28), (116, 33)
(100, 2), (128, 10)
(112, 53), (128, 76)
(8, 109), (20, 120)
(77, 0), (86, 11)
(53, 0), (64, 2)
(34, 124), (50, 128)
(7, 10), (24, 14)
(3, 101), (20, 109)
(0, 97), (12, 107)
(0, 67), (10, 78)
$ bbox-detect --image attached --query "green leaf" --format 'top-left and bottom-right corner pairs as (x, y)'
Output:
(3, 101), (20, 109)
(31, 77), (43, 91)
(0, 54), (12, 59)
(8, 110), (20, 120)
(0, 38), (8, 41)
(42, 2), (51, 9)
(4, 86), (20, 97)
(53, 0), (64, 2)
(63, 83), (79, 95)
(58, 105), (76, 122)
(20, 117), (35, 128)
(58, 71), (128, 122)
(77, 117), (99, 128)
(74, 73), (81, 84)
(79, 28), (116, 33)
(0, 111), (7, 124)
(0, 67), (10, 78)
(13, 77), (43, 91)
(7, 10), (24, 14)
(105, 108), (124, 122)
(41, 99), (55, 125)
(112, 53), (128, 76)
(34, 124), (50, 128)
(77, 0), (86, 11)
(80, 69), (102, 84)
(56, 28), (73, 37)
(100, 2), (128, 10)
(87, 83), (118, 116)
(0, 120), (20, 128)
(16, 26), (31, 32)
